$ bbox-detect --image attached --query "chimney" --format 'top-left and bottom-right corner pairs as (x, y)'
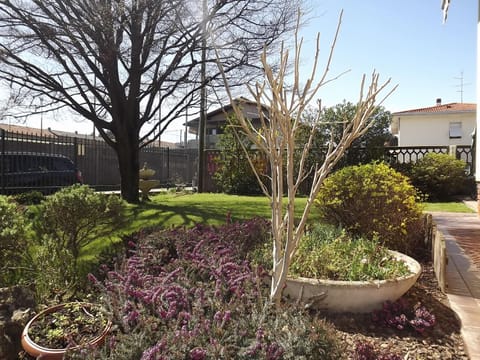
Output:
(436, 98), (442, 105)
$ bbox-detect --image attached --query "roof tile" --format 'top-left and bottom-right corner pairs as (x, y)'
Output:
(393, 103), (476, 115)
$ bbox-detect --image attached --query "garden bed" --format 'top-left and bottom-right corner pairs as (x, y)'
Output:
(322, 262), (468, 359)
(20, 262), (467, 359)
(18, 219), (468, 359)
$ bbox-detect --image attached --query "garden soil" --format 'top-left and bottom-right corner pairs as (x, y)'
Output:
(322, 262), (469, 359)
(18, 264), (466, 359)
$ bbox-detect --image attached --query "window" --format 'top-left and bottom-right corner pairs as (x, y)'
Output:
(449, 122), (462, 139)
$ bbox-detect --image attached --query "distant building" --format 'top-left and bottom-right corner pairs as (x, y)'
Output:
(185, 97), (268, 149)
(0, 123), (74, 138)
(0, 123), (100, 140)
(0, 123), (179, 148)
(391, 99), (476, 147)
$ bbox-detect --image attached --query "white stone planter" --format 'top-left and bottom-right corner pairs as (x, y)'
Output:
(282, 250), (422, 313)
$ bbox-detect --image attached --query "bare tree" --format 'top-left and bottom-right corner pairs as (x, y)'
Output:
(0, 86), (21, 120)
(0, 0), (300, 202)
(220, 12), (396, 305)
(189, 0), (302, 192)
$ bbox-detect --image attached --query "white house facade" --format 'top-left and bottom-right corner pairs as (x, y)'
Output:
(391, 100), (476, 147)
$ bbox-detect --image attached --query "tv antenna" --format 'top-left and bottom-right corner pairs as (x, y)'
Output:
(454, 71), (471, 103)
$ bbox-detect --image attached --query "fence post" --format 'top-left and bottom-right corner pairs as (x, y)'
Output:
(73, 137), (78, 169)
(167, 147), (170, 181)
(449, 145), (457, 158)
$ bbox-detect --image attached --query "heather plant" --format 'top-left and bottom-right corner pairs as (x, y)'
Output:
(353, 341), (402, 360)
(0, 195), (29, 286)
(315, 162), (425, 256)
(86, 219), (343, 359)
(372, 299), (436, 334)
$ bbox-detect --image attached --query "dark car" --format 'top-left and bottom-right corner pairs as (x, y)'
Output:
(0, 152), (83, 194)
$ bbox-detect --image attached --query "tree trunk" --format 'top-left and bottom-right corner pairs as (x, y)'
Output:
(115, 130), (140, 203)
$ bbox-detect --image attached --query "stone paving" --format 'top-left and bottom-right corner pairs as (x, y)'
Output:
(430, 207), (480, 360)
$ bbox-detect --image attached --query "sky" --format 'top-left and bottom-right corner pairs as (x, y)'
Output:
(299, 0), (477, 112)
(2, 0), (477, 143)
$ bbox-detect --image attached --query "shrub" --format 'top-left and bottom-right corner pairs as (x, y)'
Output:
(410, 153), (469, 201)
(315, 162), (425, 255)
(213, 117), (265, 195)
(12, 190), (45, 205)
(30, 185), (126, 297)
(389, 161), (415, 180)
(85, 219), (343, 359)
(0, 195), (29, 286)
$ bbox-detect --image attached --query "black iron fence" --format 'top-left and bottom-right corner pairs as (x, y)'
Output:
(205, 145), (475, 193)
(0, 129), (198, 194)
(0, 128), (474, 194)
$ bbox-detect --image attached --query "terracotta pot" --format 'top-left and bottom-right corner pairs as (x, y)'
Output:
(21, 302), (112, 360)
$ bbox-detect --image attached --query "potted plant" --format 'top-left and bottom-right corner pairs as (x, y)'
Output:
(283, 249), (421, 313)
(253, 224), (422, 313)
(21, 302), (112, 360)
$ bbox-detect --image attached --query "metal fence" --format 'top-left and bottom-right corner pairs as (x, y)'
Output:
(0, 128), (474, 194)
(0, 129), (198, 193)
(205, 145), (475, 193)
(384, 145), (474, 174)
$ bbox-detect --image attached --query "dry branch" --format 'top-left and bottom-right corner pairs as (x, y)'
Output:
(218, 10), (396, 305)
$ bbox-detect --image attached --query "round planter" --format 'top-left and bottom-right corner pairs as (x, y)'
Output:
(21, 302), (112, 360)
(283, 250), (422, 313)
(139, 179), (160, 193)
(139, 168), (156, 179)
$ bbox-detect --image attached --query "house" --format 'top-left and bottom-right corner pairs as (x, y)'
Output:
(185, 97), (267, 149)
(391, 99), (476, 147)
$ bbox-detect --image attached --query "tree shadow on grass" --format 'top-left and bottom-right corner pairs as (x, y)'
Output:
(128, 195), (274, 229)
(129, 201), (229, 228)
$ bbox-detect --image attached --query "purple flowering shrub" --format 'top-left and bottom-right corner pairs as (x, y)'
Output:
(353, 341), (402, 360)
(87, 218), (342, 359)
(372, 299), (436, 334)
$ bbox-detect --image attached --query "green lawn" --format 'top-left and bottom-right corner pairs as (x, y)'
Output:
(83, 192), (318, 260)
(82, 192), (475, 261)
(113, 192), (477, 238)
(422, 201), (476, 213)
(122, 192), (318, 231)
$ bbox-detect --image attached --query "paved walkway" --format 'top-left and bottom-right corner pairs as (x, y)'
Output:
(430, 203), (480, 360)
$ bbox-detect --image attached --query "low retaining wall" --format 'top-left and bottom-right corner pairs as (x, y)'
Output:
(424, 213), (447, 293)
(432, 225), (447, 292)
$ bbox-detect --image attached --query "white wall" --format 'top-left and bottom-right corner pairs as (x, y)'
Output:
(395, 112), (476, 147)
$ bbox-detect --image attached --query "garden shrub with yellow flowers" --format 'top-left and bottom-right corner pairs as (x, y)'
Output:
(315, 162), (425, 258)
